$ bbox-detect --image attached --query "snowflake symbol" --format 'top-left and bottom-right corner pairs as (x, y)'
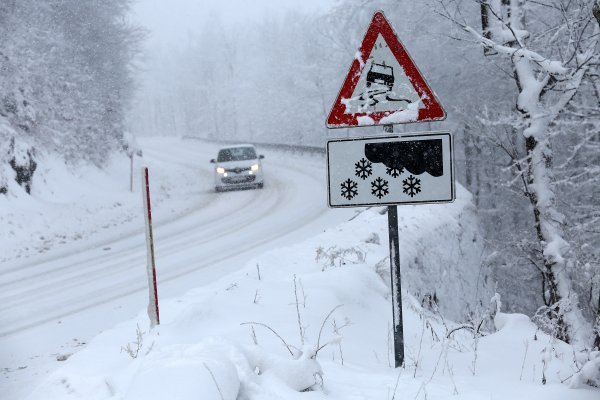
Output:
(354, 158), (373, 180)
(371, 177), (389, 199)
(402, 175), (421, 197)
(386, 166), (404, 178)
(340, 178), (358, 200)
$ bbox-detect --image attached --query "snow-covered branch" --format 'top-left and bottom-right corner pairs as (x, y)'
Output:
(462, 25), (569, 75)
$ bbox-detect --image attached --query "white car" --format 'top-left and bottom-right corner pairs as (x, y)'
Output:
(210, 144), (265, 192)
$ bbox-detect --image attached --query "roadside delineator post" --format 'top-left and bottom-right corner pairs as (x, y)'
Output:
(142, 166), (160, 327)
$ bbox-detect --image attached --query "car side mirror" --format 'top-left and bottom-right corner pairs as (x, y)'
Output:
(259, 155), (265, 159)
(210, 159), (216, 163)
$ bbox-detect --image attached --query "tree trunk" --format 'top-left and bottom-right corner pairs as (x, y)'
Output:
(444, 0), (599, 348)
(521, 114), (591, 344)
(524, 135), (570, 341)
(509, 23), (591, 342)
(594, 295), (600, 349)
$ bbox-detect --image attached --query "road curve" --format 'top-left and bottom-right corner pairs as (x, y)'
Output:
(0, 138), (350, 337)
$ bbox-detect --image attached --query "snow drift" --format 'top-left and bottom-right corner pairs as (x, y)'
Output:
(23, 183), (600, 399)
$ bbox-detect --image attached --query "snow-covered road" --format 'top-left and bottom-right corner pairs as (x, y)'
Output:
(0, 138), (353, 400)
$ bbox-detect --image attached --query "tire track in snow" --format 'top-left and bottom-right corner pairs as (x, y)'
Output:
(0, 140), (329, 336)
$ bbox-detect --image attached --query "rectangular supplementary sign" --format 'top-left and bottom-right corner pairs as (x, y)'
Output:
(327, 132), (455, 207)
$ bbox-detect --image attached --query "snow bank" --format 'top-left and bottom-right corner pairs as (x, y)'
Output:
(0, 152), (133, 261)
(571, 352), (600, 389)
(123, 340), (241, 400)
(389, 185), (490, 320)
(0, 138), (198, 263)
(24, 178), (598, 399)
(4, 138), (592, 399)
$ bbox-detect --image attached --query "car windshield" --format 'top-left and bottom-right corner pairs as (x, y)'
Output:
(371, 63), (392, 75)
(217, 147), (257, 162)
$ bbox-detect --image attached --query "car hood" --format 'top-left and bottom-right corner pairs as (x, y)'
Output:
(217, 159), (259, 169)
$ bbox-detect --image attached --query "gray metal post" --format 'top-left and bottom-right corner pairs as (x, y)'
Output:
(384, 124), (404, 368)
(130, 154), (134, 192)
(387, 205), (404, 367)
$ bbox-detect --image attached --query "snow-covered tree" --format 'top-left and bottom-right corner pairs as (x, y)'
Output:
(435, 0), (599, 345)
(0, 0), (142, 194)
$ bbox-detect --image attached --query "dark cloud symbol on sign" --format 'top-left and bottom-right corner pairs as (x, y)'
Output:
(364, 139), (443, 177)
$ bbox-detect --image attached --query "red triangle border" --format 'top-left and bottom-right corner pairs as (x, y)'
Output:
(326, 11), (446, 129)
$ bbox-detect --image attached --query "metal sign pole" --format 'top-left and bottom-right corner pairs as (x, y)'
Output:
(387, 204), (404, 367)
(130, 154), (134, 192)
(383, 124), (404, 368)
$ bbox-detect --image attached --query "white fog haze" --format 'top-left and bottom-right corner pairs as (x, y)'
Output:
(133, 0), (336, 46)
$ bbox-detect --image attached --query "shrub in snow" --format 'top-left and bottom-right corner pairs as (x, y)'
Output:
(121, 131), (142, 158)
(0, 116), (14, 194)
(8, 136), (37, 194)
(0, 116), (37, 195)
(243, 345), (323, 393)
(120, 324), (147, 359)
(239, 287), (343, 393)
(570, 351), (600, 389)
(0, 161), (8, 194)
(315, 245), (366, 270)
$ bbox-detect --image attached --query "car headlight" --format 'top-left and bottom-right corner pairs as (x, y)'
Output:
(251, 164), (259, 172)
(216, 167), (225, 174)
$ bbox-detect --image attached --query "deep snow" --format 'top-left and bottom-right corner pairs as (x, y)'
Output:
(1, 137), (356, 399)
(1, 138), (598, 399)
(22, 202), (600, 400)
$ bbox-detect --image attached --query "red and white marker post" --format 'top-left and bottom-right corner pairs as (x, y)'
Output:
(142, 167), (160, 327)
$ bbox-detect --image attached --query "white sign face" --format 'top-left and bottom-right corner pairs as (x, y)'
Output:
(327, 11), (445, 128)
(343, 34), (421, 115)
(327, 132), (455, 207)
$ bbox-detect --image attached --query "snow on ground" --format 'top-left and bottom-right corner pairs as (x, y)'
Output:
(2, 137), (597, 399)
(0, 146), (180, 264)
(20, 185), (599, 399)
(1, 137), (358, 399)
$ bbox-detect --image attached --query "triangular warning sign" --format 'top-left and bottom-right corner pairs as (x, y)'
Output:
(326, 11), (446, 129)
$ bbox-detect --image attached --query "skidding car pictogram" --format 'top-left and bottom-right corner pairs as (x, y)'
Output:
(366, 62), (394, 90)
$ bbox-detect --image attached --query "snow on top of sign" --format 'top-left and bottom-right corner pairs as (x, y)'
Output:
(379, 108), (419, 125)
(356, 115), (376, 126)
(352, 100), (421, 126)
(379, 99), (421, 125)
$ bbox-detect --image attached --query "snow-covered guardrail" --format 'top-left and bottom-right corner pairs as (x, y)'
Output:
(182, 136), (326, 156)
